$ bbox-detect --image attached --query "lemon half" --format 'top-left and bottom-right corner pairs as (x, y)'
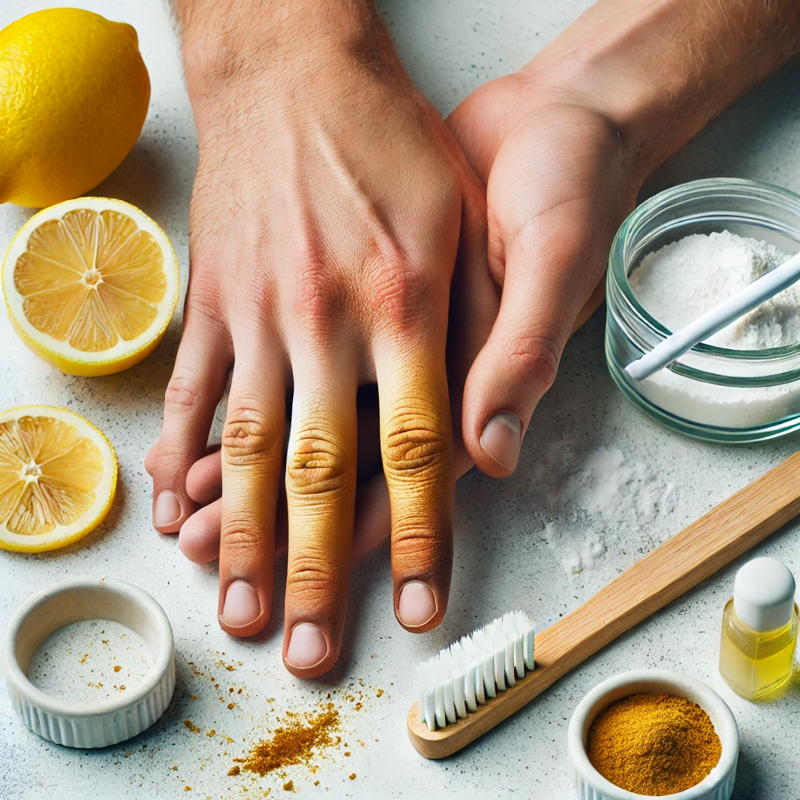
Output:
(0, 406), (117, 553)
(2, 197), (180, 376)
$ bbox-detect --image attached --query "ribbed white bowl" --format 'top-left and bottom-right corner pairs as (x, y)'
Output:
(568, 670), (738, 800)
(4, 576), (175, 748)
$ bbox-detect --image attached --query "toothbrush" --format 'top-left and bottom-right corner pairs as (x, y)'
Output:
(408, 450), (800, 758)
(625, 249), (800, 381)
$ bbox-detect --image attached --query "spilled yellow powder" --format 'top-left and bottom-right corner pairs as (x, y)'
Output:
(233, 703), (340, 776)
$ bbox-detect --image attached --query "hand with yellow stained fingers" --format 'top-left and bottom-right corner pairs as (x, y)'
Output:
(149, 0), (486, 677)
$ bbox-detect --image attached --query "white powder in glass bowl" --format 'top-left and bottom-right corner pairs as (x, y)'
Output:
(629, 230), (800, 349)
(627, 231), (800, 429)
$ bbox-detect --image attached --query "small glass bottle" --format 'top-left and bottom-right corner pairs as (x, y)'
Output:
(719, 557), (799, 700)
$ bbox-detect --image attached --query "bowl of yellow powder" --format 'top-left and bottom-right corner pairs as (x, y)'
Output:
(568, 669), (738, 799)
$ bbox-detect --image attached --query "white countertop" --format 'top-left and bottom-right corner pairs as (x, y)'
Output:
(2, 1), (800, 798)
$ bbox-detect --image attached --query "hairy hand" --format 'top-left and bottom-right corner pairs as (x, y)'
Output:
(148, 11), (484, 677)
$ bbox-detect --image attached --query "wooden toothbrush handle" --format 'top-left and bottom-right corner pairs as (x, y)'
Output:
(408, 450), (800, 759)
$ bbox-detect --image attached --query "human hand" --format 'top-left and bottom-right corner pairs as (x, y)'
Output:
(149, 1), (484, 677)
(145, 196), (489, 569)
(447, 71), (639, 477)
(447, 0), (800, 477)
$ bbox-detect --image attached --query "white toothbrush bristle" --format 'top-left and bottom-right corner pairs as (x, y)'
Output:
(416, 611), (536, 731)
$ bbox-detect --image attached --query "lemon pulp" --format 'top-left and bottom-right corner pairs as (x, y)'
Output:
(14, 209), (166, 351)
(0, 407), (117, 552)
(2, 197), (180, 376)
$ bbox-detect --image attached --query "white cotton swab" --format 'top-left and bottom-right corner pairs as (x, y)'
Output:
(625, 250), (800, 382)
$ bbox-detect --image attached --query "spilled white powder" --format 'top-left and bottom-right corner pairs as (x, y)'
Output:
(529, 442), (676, 575)
(630, 231), (800, 349)
(628, 231), (800, 427)
(27, 619), (152, 703)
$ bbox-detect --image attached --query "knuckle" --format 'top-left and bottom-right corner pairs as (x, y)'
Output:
(152, 437), (188, 469)
(220, 519), (262, 551)
(164, 371), (202, 412)
(392, 520), (452, 570)
(286, 552), (341, 603)
(506, 334), (561, 395)
(368, 258), (430, 335)
(291, 256), (344, 333)
(222, 407), (280, 468)
(383, 410), (450, 479)
(286, 429), (349, 498)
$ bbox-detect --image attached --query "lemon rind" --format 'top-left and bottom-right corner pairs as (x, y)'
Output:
(0, 405), (118, 553)
(1, 197), (180, 376)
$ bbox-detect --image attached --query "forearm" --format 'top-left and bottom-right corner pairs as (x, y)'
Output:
(530, 0), (800, 179)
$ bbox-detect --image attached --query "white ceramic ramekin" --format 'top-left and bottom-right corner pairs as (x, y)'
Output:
(4, 575), (175, 748)
(568, 669), (738, 800)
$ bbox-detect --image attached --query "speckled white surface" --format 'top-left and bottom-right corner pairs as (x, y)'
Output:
(2, 2), (800, 798)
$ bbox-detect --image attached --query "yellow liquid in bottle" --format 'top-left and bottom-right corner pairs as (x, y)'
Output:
(719, 599), (799, 701)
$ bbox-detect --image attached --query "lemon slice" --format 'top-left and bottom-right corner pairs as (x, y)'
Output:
(0, 406), (117, 552)
(2, 197), (180, 376)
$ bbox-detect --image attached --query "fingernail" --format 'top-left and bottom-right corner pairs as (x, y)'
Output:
(480, 412), (523, 471)
(154, 490), (182, 528)
(285, 623), (328, 669)
(221, 581), (261, 627)
(398, 581), (437, 627)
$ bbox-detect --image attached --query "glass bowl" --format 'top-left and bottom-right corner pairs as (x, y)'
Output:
(606, 178), (800, 443)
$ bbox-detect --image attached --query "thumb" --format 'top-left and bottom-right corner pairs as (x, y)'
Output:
(461, 202), (606, 478)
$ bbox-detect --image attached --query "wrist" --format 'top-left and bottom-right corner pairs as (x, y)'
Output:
(518, 46), (678, 184)
(178, 0), (392, 94)
(522, 0), (800, 181)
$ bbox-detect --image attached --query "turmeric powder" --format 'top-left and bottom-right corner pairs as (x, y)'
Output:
(587, 693), (722, 796)
(232, 702), (340, 776)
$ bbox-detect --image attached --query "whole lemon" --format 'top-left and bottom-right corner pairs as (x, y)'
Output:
(0, 8), (150, 208)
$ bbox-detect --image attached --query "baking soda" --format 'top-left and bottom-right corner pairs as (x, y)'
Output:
(630, 231), (800, 349)
(530, 443), (676, 575)
(27, 619), (153, 702)
(627, 231), (800, 427)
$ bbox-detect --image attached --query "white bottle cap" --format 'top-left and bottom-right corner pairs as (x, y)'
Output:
(733, 557), (796, 632)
